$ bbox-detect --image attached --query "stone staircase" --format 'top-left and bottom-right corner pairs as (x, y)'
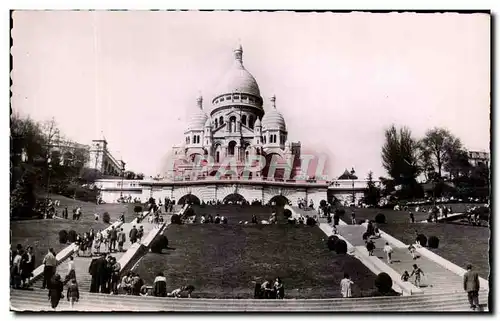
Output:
(30, 217), (157, 293)
(10, 287), (488, 311)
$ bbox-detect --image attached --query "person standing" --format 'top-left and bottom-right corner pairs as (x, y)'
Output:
(117, 228), (126, 252)
(409, 212), (415, 223)
(351, 211), (356, 225)
(129, 225), (138, 244)
(109, 226), (118, 253)
(48, 274), (64, 310)
(88, 256), (99, 293)
(137, 226), (144, 243)
(340, 273), (354, 298)
(463, 264), (480, 311)
(64, 256), (76, 285)
(66, 279), (80, 309)
(383, 242), (394, 264)
(20, 246), (35, 288)
(42, 248), (57, 289)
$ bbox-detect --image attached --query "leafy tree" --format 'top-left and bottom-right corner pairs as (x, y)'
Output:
(10, 113), (46, 167)
(419, 128), (462, 178)
(364, 171), (381, 206)
(381, 125), (420, 186)
(135, 173), (144, 180)
(10, 167), (38, 219)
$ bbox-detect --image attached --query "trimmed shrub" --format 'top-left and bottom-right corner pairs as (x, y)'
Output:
(335, 239), (348, 254)
(102, 212), (111, 224)
(327, 235), (339, 251)
(375, 213), (386, 224)
(171, 214), (182, 225)
(134, 205), (143, 214)
(374, 272), (393, 293)
(428, 236), (439, 249)
(67, 230), (77, 243)
(416, 234), (427, 247)
(283, 209), (292, 218)
(335, 208), (346, 216)
(59, 230), (68, 244)
(151, 235), (169, 254)
(306, 217), (316, 226)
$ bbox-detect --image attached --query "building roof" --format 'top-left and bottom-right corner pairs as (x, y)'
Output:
(186, 96), (208, 131)
(214, 45), (261, 99)
(338, 169), (358, 180)
(261, 96), (286, 131)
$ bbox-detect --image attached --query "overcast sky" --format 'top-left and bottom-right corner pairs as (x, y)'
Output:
(11, 11), (490, 179)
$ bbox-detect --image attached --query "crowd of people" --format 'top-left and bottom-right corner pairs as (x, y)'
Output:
(297, 198), (314, 210)
(199, 214), (228, 224)
(254, 278), (285, 299)
(10, 244), (36, 289)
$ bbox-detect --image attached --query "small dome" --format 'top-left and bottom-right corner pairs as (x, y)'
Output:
(186, 96), (208, 131)
(261, 96), (286, 131)
(254, 117), (261, 127)
(214, 45), (261, 98)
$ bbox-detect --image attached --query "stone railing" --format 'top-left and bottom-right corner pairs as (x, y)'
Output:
(30, 220), (124, 283)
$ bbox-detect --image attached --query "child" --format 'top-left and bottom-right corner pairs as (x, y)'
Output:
(401, 271), (410, 282)
(410, 264), (424, 287)
(383, 242), (394, 264)
(408, 244), (417, 260)
(340, 273), (354, 298)
(66, 279), (79, 309)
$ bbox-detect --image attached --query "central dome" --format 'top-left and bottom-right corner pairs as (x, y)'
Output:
(214, 45), (261, 97)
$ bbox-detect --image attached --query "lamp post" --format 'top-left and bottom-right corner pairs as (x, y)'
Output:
(350, 167), (356, 205)
(46, 157), (52, 203)
(120, 160), (125, 199)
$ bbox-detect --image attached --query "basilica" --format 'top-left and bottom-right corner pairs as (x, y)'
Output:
(167, 44), (302, 181)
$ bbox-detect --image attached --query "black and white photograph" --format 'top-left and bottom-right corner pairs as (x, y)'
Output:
(9, 9), (491, 312)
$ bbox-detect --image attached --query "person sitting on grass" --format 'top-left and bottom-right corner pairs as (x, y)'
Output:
(274, 277), (284, 299)
(200, 215), (206, 224)
(120, 272), (133, 295)
(153, 272), (167, 297)
(340, 273), (354, 298)
(214, 214), (221, 224)
(167, 285), (195, 298)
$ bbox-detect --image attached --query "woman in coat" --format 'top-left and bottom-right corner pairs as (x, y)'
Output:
(48, 274), (64, 309)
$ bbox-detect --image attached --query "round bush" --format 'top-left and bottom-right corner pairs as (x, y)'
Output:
(416, 234), (427, 247)
(102, 212), (111, 224)
(428, 236), (439, 249)
(151, 235), (169, 254)
(283, 209), (292, 218)
(375, 213), (386, 224)
(306, 217), (316, 226)
(184, 207), (195, 217)
(374, 272), (393, 292)
(134, 205), (143, 214)
(171, 214), (182, 225)
(327, 235), (339, 251)
(58, 230), (68, 244)
(335, 239), (348, 254)
(67, 230), (77, 243)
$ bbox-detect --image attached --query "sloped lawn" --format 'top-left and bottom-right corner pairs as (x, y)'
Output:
(134, 210), (379, 299)
(380, 223), (490, 279)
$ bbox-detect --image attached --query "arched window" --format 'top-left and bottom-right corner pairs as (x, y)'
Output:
(241, 115), (247, 126)
(216, 151), (220, 163)
(219, 116), (224, 125)
(215, 119), (218, 128)
(187, 137), (190, 144)
(249, 116), (254, 129)
(228, 141), (237, 156)
(229, 116), (236, 133)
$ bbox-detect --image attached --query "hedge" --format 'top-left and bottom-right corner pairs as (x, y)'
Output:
(327, 235), (339, 251)
(102, 212), (111, 224)
(428, 236), (439, 249)
(375, 272), (393, 292)
(335, 239), (348, 254)
(151, 235), (169, 254)
(59, 230), (68, 244)
(416, 234), (427, 247)
(171, 214), (182, 225)
(67, 230), (77, 243)
(375, 213), (386, 224)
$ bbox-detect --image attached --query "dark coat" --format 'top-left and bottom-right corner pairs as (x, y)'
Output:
(89, 259), (98, 276)
(129, 228), (138, 240)
(463, 270), (480, 292)
(110, 229), (118, 240)
(153, 280), (167, 297)
(48, 279), (64, 307)
(66, 283), (80, 300)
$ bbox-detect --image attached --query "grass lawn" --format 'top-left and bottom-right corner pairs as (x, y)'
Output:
(380, 223), (490, 279)
(346, 203), (479, 225)
(10, 193), (143, 267)
(134, 206), (378, 299)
